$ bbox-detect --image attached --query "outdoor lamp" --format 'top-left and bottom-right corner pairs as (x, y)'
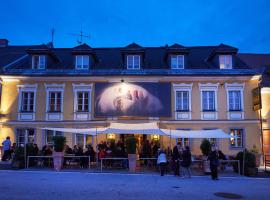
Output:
(152, 134), (160, 141)
(107, 134), (116, 140)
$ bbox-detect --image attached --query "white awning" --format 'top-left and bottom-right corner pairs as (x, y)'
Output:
(40, 127), (107, 135)
(161, 129), (231, 139)
(102, 122), (165, 135)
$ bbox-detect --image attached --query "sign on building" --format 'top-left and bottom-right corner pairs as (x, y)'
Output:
(252, 87), (262, 111)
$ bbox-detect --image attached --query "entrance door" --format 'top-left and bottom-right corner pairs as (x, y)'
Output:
(263, 130), (270, 154)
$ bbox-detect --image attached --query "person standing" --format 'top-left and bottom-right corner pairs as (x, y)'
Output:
(172, 143), (181, 176)
(208, 146), (219, 180)
(157, 149), (167, 176)
(1, 136), (11, 161)
(181, 146), (192, 178)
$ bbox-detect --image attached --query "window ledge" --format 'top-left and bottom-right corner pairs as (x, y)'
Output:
(200, 111), (217, 120)
(227, 111), (244, 120)
(18, 112), (35, 121)
(175, 111), (191, 120)
(74, 112), (91, 121)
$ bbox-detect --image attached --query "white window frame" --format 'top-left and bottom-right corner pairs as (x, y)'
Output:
(32, 55), (46, 69)
(225, 83), (244, 120)
(45, 84), (65, 121)
(74, 133), (93, 148)
(73, 84), (92, 120)
(199, 83), (219, 120)
(17, 84), (37, 121)
(127, 55), (140, 69)
(16, 128), (35, 146)
(219, 55), (232, 69)
(75, 55), (90, 70)
(230, 128), (244, 148)
(171, 55), (184, 69)
(173, 83), (192, 120)
(45, 130), (64, 146)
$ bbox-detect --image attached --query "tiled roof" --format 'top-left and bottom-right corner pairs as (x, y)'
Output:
(0, 43), (256, 76)
(239, 53), (270, 87)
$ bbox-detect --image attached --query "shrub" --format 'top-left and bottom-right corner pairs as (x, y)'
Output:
(125, 136), (137, 154)
(200, 139), (211, 156)
(234, 149), (256, 175)
(52, 136), (66, 152)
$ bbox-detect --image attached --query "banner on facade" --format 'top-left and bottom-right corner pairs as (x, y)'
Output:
(252, 87), (262, 111)
(94, 82), (171, 117)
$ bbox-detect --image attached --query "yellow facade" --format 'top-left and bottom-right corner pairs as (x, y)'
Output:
(0, 75), (263, 156)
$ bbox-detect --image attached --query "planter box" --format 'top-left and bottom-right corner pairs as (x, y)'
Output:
(53, 152), (64, 171)
(128, 154), (137, 173)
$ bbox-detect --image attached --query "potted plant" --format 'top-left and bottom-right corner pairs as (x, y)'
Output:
(250, 145), (260, 167)
(234, 149), (257, 176)
(200, 139), (211, 174)
(125, 136), (137, 172)
(12, 143), (36, 169)
(52, 136), (66, 171)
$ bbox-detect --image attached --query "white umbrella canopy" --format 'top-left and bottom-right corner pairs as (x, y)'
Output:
(101, 122), (165, 135)
(161, 129), (231, 139)
(41, 127), (107, 135)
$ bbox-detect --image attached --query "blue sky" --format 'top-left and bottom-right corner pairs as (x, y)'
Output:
(0, 0), (270, 53)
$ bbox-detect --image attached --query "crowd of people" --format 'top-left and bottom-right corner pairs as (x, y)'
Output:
(1, 136), (227, 179)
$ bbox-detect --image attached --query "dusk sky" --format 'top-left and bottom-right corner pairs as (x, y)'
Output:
(0, 0), (270, 53)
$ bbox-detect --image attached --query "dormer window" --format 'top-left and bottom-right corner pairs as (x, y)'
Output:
(75, 55), (90, 70)
(127, 55), (140, 69)
(219, 55), (232, 69)
(32, 55), (46, 69)
(171, 55), (184, 69)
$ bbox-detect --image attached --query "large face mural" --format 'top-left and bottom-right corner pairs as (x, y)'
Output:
(94, 82), (171, 117)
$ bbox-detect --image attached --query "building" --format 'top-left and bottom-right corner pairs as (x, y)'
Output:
(239, 53), (270, 155)
(0, 39), (267, 156)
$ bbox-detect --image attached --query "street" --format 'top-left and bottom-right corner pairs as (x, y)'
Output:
(0, 171), (269, 200)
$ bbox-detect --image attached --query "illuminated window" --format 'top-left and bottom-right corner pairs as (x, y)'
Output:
(75, 55), (90, 69)
(230, 129), (244, 148)
(171, 55), (184, 69)
(219, 55), (232, 69)
(32, 55), (46, 69)
(127, 55), (140, 69)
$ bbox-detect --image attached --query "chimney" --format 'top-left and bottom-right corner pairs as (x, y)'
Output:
(0, 39), (9, 47)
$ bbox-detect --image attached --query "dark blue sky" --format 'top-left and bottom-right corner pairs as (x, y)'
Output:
(1, 0), (270, 53)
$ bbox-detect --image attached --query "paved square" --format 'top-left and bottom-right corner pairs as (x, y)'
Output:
(0, 171), (269, 200)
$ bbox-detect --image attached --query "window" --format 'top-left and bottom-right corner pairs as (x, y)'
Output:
(202, 91), (215, 111)
(75, 55), (90, 69)
(177, 138), (190, 147)
(127, 55), (140, 69)
(228, 91), (242, 111)
(76, 91), (89, 112)
(32, 55), (46, 69)
(171, 55), (184, 69)
(49, 92), (62, 112)
(219, 55), (232, 69)
(176, 91), (189, 111)
(230, 129), (244, 148)
(16, 129), (35, 146)
(21, 92), (34, 112)
(45, 130), (63, 146)
(75, 134), (93, 148)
